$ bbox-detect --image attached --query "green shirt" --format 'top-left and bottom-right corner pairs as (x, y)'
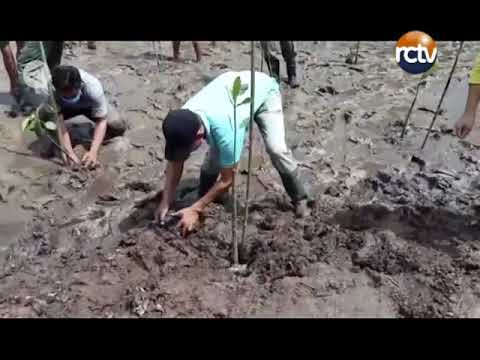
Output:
(183, 71), (279, 167)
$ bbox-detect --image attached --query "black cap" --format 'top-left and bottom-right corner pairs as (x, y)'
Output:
(162, 109), (202, 161)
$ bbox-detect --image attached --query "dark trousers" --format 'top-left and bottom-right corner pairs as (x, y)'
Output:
(46, 41), (64, 70)
(260, 41), (297, 82)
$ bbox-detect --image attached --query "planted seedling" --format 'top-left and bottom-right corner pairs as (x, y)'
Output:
(21, 109), (57, 138)
(229, 76), (251, 265)
(21, 105), (79, 165)
(241, 41), (256, 249)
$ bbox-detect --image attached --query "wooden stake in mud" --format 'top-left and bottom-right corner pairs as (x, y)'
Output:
(401, 80), (426, 139)
(421, 41), (464, 150)
(231, 78), (241, 265)
(241, 41), (256, 247)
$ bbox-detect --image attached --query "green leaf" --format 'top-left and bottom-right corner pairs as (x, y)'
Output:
(33, 120), (45, 137)
(21, 115), (34, 132)
(240, 119), (249, 129)
(237, 97), (251, 106)
(44, 121), (57, 131)
(232, 76), (242, 102)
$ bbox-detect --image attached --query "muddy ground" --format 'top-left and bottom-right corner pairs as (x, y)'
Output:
(1, 41), (480, 317)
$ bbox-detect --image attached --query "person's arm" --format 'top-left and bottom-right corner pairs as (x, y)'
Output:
(191, 167), (234, 213)
(83, 117), (107, 167)
(455, 54), (480, 138)
(155, 160), (184, 222)
(82, 78), (109, 168)
(56, 113), (80, 165)
(175, 166), (234, 237)
(1, 43), (18, 96)
(464, 85), (480, 116)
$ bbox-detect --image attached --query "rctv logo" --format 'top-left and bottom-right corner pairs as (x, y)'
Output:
(395, 31), (437, 74)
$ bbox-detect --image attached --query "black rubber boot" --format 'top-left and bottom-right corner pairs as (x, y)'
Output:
(278, 170), (311, 217)
(266, 57), (281, 84)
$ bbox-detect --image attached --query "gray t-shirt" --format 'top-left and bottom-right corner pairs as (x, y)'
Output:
(57, 69), (108, 119)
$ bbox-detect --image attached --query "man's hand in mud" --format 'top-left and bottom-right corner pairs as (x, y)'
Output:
(66, 151), (81, 167)
(155, 200), (169, 224)
(82, 151), (99, 170)
(455, 113), (476, 139)
(174, 207), (201, 237)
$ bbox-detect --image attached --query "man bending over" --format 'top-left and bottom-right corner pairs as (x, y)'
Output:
(156, 70), (310, 237)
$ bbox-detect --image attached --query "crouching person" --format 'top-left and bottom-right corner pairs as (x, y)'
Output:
(155, 70), (310, 237)
(43, 65), (127, 168)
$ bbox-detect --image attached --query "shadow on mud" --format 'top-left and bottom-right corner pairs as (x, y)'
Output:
(333, 203), (480, 256)
(124, 52), (173, 62)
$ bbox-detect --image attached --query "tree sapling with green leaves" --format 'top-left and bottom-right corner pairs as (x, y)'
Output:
(229, 76), (251, 265)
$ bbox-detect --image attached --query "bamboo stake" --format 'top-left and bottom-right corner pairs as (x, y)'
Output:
(421, 41), (464, 150)
(232, 88), (239, 265)
(401, 80), (426, 139)
(241, 41), (256, 247)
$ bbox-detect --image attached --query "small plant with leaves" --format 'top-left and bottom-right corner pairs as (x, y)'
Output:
(21, 106), (57, 138)
(229, 75), (251, 265)
(21, 104), (78, 164)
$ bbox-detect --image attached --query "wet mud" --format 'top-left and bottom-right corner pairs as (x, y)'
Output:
(1, 41), (480, 317)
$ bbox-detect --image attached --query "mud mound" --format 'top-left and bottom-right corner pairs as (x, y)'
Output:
(329, 169), (480, 317)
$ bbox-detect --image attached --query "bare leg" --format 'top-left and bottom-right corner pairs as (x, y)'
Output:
(193, 41), (201, 62)
(15, 41), (24, 59)
(172, 41), (181, 61)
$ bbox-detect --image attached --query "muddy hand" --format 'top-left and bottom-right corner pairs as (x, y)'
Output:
(455, 113), (475, 139)
(66, 151), (81, 167)
(82, 151), (99, 170)
(155, 201), (169, 224)
(174, 207), (200, 237)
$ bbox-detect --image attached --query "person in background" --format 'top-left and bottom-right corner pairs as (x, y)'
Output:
(172, 41), (201, 63)
(44, 65), (128, 168)
(455, 54), (480, 138)
(0, 41), (20, 98)
(1, 41), (62, 114)
(15, 41), (64, 112)
(156, 70), (311, 237)
(260, 41), (299, 88)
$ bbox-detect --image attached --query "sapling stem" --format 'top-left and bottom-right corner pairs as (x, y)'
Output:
(241, 41), (256, 247)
